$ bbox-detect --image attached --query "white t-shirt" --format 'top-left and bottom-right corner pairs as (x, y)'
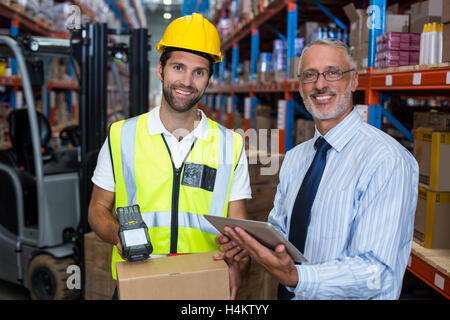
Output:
(91, 106), (252, 202)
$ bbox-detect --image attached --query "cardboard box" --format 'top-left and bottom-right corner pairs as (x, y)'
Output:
(410, 0), (442, 33)
(443, 0), (450, 23)
(410, 0), (443, 22)
(298, 21), (320, 44)
(354, 43), (368, 70)
(288, 56), (301, 79)
(295, 118), (315, 145)
(343, 3), (368, 46)
(414, 186), (450, 249)
(385, 14), (410, 33)
(84, 232), (116, 300)
(413, 112), (450, 131)
(116, 252), (230, 300)
(443, 23), (450, 62)
(414, 129), (450, 191)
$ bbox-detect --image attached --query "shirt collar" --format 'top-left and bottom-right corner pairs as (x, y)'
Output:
(313, 107), (362, 153)
(147, 105), (209, 140)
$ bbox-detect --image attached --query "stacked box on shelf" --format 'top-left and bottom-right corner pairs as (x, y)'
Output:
(84, 232), (116, 300)
(257, 52), (273, 83)
(443, 0), (450, 62)
(414, 112), (450, 131)
(254, 105), (279, 154)
(413, 127), (450, 249)
(0, 103), (12, 146)
(410, 0), (442, 33)
(38, 0), (54, 26)
(375, 32), (420, 68)
(273, 39), (286, 82)
(54, 92), (69, 126)
(443, 0), (450, 24)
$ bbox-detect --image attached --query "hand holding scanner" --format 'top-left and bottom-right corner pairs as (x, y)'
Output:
(117, 205), (153, 262)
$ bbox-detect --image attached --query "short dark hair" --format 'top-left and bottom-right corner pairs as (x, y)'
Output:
(159, 47), (215, 77)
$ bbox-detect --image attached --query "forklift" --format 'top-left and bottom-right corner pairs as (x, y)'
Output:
(0, 23), (150, 299)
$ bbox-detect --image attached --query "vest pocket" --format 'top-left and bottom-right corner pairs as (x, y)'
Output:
(181, 162), (217, 192)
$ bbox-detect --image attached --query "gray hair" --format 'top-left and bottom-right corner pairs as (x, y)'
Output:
(298, 39), (357, 73)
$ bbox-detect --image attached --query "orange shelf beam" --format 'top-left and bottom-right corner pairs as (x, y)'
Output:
(0, 76), (78, 90)
(407, 253), (450, 299)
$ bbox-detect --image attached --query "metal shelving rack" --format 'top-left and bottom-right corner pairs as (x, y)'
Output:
(206, 0), (450, 300)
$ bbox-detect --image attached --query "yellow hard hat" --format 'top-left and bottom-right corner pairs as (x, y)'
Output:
(156, 13), (223, 63)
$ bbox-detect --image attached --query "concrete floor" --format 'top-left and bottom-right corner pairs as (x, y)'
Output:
(0, 279), (30, 300)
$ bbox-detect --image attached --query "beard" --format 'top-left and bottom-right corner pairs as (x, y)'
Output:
(302, 80), (353, 120)
(162, 82), (203, 113)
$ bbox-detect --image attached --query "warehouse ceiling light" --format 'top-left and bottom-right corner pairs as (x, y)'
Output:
(163, 0), (172, 5)
(163, 12), (172, 19)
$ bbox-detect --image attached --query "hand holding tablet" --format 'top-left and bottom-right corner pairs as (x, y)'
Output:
(204, 215), (307, 264)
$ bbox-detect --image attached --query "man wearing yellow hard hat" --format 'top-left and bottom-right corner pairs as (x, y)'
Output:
(88, 13), (251, 299)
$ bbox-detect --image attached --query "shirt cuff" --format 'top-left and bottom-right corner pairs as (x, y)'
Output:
(286, 264), (320, 299)
(228, 193), (252, 202)
(91, 177), (115, 192)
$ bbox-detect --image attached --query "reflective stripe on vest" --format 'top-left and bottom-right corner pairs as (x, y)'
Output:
(120, 115), (139, 205)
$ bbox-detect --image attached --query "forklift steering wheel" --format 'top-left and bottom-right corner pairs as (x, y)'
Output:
(59, 125), (81, 147)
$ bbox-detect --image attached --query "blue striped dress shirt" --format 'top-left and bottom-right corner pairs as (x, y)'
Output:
(268, 108), (419, 300)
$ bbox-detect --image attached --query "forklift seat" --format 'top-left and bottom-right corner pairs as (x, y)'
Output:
(8, 109), (52, 173)
(8, 109), (79, 175)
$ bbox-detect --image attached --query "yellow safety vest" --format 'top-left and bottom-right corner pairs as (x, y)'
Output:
(108, 112), (243, 279)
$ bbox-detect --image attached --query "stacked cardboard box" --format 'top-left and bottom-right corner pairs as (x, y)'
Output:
(443, 0), (450, 62)
(235, 150), (284, 299)
(84, 232), (116, 300)
(413, 127), (450, 249)
(410, 0), (442, 33)
(413, 112), (450, 131)
(288, 56), (301, 79)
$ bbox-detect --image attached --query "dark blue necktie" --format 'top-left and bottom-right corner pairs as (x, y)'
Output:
(278, 136), (332, 300)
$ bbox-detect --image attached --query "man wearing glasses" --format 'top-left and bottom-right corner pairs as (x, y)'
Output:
(218, 39), (419, 299)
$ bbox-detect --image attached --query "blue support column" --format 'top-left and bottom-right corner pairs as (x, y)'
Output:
(285, 0), (298, 152)
(219, 54), (225, 84)
(250, 26), (259, 83)
(381, 108), (414, 142)
(368, 0), (386, 68)
(286, 0), (297, 78)
(231, 43), (239, 85)
(367, 0), (386, 132)
(368, 104), (382, 128)
(10, 18), (19, 109)
(67, 60), (74, 118)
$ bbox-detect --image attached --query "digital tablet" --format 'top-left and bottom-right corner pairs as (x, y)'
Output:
(204, 215), (307, 264)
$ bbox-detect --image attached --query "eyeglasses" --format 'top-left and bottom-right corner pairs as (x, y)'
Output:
(298, 68), (355, 84)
